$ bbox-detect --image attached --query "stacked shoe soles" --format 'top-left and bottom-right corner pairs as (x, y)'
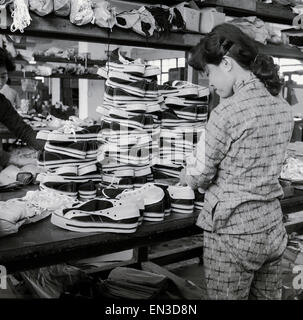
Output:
(153, 81), (209, 180)
(97, 48), (162, 194)
(36, 125), (102, 201)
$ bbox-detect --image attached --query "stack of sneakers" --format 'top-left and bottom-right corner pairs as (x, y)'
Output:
(153, 81), (209, 179)
(36, 123), (103, 201)
(97, 48), (162, 191)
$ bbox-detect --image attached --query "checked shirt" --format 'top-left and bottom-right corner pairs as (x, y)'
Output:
(186, 74), (294, 234)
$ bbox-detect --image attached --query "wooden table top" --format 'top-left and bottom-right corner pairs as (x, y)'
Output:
(1, 187), (303, 273)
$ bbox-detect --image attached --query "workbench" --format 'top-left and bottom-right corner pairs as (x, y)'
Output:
(1, 186), (303, 274)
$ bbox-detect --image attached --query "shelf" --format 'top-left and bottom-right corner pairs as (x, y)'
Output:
(1, 9), (303, 59)
(32, 55), (106, 67)
(259, 43), (303, 60)
(15, 55), (106, 67)
(198, 0), (296, 25)
(9, 71), (102, 80)
(1, 13), (202, 51)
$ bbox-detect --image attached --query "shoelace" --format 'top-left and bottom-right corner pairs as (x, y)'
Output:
(10, 0), (32, 33)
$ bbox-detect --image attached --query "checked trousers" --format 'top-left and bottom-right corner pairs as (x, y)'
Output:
(202, 222), (288, 300)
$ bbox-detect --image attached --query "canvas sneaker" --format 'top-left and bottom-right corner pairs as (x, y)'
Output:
(118, 183), (165, 222)
(133, 176), (148, 189)
(99, 69), (151, 83)
(55, 165), (78, 176)
(47, 125), (103, 142)
(171, 81), (210, 98)
(78, 181), (97, 200)
(40, 181), (78, 198)
(167, 185), (195, 214)
(38, 151), (94, 169)
(86, 141), (99, 159)
(144, 64), (161, 77)
(158, 82), (197, 98)
(44, 141), (87, 159)
(51, 198), (140, 233)
(103, 114), (146, 130)
(100, 188), (145, 225)
(155, 183), (171, 216)
(36, 129), (51, 141)
(101, 174), (134, 189)
(105, 86), (160, 103)
(106, 79), (159, 98)
(165, 96), (208, 107)
(105, 48), (145, 75)
(167, 104), (208, 120)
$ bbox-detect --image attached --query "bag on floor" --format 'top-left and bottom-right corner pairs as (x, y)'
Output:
(54, 0), (70, 16)
(29, 0), (53, 16)
(20, 264), (87, 298)
(99, 267), (168, 299)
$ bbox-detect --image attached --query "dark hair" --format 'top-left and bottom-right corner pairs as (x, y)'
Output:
(189, 23), (282, 96)
(0, 47), (15, 72)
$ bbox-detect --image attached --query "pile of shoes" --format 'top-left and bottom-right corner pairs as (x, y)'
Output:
(50, 183), (200, 233)
(152, 81), (209, 180)
(97, 48), (162, 191)
(0, 189), (75, 238)
(36, 120), (103, 201)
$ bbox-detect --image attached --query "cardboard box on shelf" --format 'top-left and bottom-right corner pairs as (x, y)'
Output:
(200, 8), (226, 34)
(176, 1), (202, 33)
(178, 6), (201, 33)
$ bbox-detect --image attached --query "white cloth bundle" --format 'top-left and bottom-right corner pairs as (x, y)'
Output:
(92, 0), (116, 29)
(70, 0), (94, 26)
(29, 0), (53, 16)
(54, 0), (70, 16)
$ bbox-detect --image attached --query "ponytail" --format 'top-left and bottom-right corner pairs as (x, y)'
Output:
(250, 54), (282, 96)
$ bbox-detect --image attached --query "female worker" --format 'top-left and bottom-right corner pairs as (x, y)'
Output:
(180, 23), (294, 300)
(0, 47), (45, 172)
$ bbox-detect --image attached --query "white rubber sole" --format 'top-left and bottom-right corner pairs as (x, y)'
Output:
(144, 66), (161, 77)
(106, 62), (145, 75)
(143, 212), (165, 222)
(165, 97), (208, 107)
(47, 132), (99, 142)
(51, 213), (138, 233)
(171, 208), (194, 214)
